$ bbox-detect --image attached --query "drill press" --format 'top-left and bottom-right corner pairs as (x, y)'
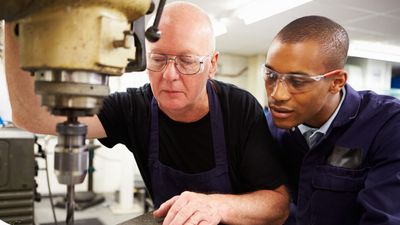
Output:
(0, 0), (165, 224)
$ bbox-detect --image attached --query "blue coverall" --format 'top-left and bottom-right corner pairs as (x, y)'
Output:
(266, 84), (400, 225)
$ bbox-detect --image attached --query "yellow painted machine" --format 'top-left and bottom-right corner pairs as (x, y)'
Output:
(0, 0), (166, 224)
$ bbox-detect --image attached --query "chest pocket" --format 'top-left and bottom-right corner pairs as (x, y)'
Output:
(310, 165), (368, 225)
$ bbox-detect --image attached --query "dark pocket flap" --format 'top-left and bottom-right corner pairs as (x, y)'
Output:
(312, 165), (367, 192)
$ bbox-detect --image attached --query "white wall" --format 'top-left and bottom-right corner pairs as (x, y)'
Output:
(0, 20), (12, 123)
(0, 60), (12, 122)
(247, 54), (266, 106)
(346, 57), (393, 94)
(215, 53), (266, 107)
(109, 71), (149, 93)
(215, 54), (248, 89)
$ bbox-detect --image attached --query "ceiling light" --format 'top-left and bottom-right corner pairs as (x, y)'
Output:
(236, 0), (313, 25)
(348, 40), (400, 63)
(210, 17), (227, 37)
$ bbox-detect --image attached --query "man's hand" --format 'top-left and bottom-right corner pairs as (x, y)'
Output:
(153, 191), (223, 225)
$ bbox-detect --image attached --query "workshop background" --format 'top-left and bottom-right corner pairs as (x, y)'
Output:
(1, 0), (400, 224)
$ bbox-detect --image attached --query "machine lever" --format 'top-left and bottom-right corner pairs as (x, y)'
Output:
(145, 0), (166, 42)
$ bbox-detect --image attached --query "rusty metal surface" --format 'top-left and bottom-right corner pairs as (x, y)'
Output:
(0, 0), (151, 21)
(118, 212), (163, 225)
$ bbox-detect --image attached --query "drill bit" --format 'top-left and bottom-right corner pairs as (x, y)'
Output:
(66, 185), (75, 225)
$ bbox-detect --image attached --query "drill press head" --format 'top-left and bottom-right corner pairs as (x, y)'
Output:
(1, 0), (152, 185)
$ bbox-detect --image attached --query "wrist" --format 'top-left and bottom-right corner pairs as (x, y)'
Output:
(209, 193), (233, 223)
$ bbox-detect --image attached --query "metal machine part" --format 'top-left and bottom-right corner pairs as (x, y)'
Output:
(34, 70), (109, 117)
(0, 0), (168, 224)
(145, 0), (167, 43)
(118, 212), (163, 225)
(54, 118), (88, 185)
(0, 127), (35, 225)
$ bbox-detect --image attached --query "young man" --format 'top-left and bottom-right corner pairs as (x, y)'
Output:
(265, 15), (400, 225)
(5, 2), (288, 225)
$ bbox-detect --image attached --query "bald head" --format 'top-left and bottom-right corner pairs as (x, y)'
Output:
(153, 1), (215, 53)
(273, 15), (349, 70)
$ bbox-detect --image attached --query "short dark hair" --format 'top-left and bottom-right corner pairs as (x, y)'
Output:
(275, 15), (349, 70)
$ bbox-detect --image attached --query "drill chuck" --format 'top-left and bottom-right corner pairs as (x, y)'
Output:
(54, 120), (88, 185)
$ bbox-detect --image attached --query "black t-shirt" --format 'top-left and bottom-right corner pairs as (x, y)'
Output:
(159, 110), (214, 173)
(97, 80), (285, 198)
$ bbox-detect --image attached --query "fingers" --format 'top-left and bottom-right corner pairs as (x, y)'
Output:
(184, 210), (208, 225)
(162, 194), (190, 225)
(171, 200), (202, 225)
(154, 196), (179, 218)
(161, 192), (221, 225)
(198, 221), (210, 225)
(183, 209), (220, 225)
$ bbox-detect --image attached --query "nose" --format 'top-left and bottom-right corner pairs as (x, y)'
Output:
(162, 58), (180, 81)
(269, 79), (291, 101)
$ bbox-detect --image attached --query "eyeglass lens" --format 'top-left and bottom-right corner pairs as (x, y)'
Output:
(265, 69), (319, 93)
(147, 53), (205, 75)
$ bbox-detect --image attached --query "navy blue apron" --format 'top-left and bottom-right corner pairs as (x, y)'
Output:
(148, 80), (232, 208)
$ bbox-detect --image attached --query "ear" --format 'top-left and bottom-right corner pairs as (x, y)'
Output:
(329, 70), (347, 94)
(208, 51), (219, 79)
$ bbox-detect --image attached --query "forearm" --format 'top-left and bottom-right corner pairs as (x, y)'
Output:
(4, 22), (65, 134)
(211, 186), (289, 225)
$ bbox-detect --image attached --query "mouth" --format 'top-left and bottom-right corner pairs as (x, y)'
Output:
(161, 90), (184, 95)
(269, 105), (294, 119)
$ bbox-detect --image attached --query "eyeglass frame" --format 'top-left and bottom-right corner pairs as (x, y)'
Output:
(263, 65), (341, 93)
(146, 52), (213, 75)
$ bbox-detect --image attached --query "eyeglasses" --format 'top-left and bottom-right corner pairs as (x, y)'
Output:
(264, 66), (340, 94)
(147, 53), (211, 75)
